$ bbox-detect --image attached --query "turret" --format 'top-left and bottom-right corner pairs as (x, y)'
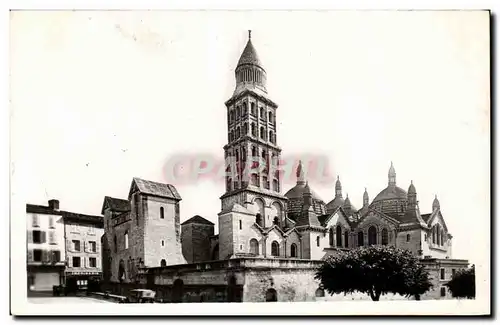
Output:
(388, 161), (396, 187)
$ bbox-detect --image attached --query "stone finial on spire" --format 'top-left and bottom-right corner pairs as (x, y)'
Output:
(248, 30), (252, 39)
(433, 194), (440, 211)
(335, 175), (342, 198)
(363, 187), (369, 207)
(296, 160), (306, 185)
(388, 161), (396, 187)
(303, 181), (313, 206)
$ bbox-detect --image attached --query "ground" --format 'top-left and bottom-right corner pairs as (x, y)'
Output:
(28, 293), (114, 304)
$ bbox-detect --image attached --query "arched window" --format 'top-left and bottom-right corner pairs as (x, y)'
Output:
(251, 102), (256, 115)
(160, 259), (166, 267)
(268, 111), (273, 123)
(236, 106), (241, 118)
(329, 228), (334, 246)
(260, 127), (265, 139)
(252, 146), (257, 157)
(368, 226), (377, 245)
(118, 259), (126, 282)
(250, 238), (259, 255)
(124, 231), (129, 249)
(290, 243), (297, 258)
(160, 207), (164, 219)
(358, 231), (364, 247)
(251, 173), (259, 186)
(336, 226), (342, 247)
(113, 235), (117, 253)
(406, 234), (411, 242)
(269, 131), (274, 143)
(236, 127), (241, 139)
(344, 230), (349, 248)
(432, 226), (436, 244)
(273, 217), (279, 226)
(272, 179), (279, 192)
(260, 107), (264, 119)
(243, 102), (248, 115)
(271, 241), (279, 256)
(441, 230), (444, 246)
(255, 214), (263, 227)
(251, 123), (256, 136)
(316, 236), (320, 247)
(265, 288), (277, 302)
(243, 123), (248, 135)
(382, 228), (389, 245)
(235, 149), (239, 162)
(226, 177), (232, 191)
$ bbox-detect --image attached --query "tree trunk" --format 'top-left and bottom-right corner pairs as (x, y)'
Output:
(369, 289), (381, 301)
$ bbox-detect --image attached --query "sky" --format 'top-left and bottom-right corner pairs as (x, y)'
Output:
(10, 11), (489, 265)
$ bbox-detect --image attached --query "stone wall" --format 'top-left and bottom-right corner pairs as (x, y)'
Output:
(144, 196), (185, 267)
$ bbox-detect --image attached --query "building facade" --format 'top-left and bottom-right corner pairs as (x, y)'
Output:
(26, 200), (66, 292)
(101, 32), (469, 302)
(64, 211), (104, 288)
(26, 199), (104, 293)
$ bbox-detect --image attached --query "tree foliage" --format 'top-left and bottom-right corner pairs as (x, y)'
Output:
(445, 265), (475, 299)
(315, 245), (433, 301)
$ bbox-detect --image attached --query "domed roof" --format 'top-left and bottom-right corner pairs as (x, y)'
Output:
(284, 183), (324, 202)
(372, 186), (408, 203)
(325, 196), (345, 213)
(237, 32), (263, 69)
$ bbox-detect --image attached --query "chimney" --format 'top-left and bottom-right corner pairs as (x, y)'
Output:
(48, 199), (60, 210)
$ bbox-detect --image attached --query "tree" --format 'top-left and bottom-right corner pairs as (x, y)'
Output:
(315, 245), (433, 301)
(445, 265), (475, 299)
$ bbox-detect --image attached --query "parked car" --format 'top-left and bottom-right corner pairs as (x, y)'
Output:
(124, 289), (156, 303)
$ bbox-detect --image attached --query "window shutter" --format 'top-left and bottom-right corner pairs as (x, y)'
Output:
(27, 249), (33, 262)
(53, 231), (57, 244)
(32, 214), (39, 227)
(41, 231), (46, 244)
(68, 256), (72, 267)
(96, 241), (100, 254)
(27, 230), (33, 244)
(66, 239), (72, 252)
(41, 250), (48, 263)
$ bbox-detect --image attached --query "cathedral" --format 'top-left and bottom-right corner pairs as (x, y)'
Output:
(101, 32), (469, 302)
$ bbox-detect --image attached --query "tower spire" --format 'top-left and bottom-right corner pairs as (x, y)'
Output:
(363, 187), (369, 207)
(335, 175), (342, 198)
(296, 160), (306, 185)
(388, 161), (396, 187)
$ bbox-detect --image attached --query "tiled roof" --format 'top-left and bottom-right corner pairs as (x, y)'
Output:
(237, 39), (263, 68)
(421, 213), (432, 223)
(131, 177), (182, 200)
(26, 203), (103, 226)
(181, 215), (214, 226)
(101, 196), (130, 214)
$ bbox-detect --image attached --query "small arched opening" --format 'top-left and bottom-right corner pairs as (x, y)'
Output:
(118, 259), (126, 282)
(172, 279), (184, 303)
(160, 259), (167, 267)
(315, 287), (325, 297)
(265, 288), (278, 302)
(271, 241), (280, 257)
(250, 239), (259, 255)
(368, 226), (377, 245)
(358, 231), (364, 247)
(336, 225), (342, 247)
(290, 243), (298, 258)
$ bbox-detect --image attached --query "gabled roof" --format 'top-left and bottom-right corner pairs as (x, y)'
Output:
(426, 209), (449, 232)
(262, 224), (285, 236)
(421, 213), (432, 223)
(181, 215), (214, 226)
(128, 177), (182, 201)
(356, 207), (400, 227)
(101, 196), (130, 215)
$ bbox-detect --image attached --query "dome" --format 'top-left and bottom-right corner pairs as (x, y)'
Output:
(372, 186), (408, 203)
(325, 196), (345, 213)
(408, 181), (416, 194)
(285, 182), (323, 201)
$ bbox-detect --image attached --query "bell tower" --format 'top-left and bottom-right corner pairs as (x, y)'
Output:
(220, 31), (287, 219)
